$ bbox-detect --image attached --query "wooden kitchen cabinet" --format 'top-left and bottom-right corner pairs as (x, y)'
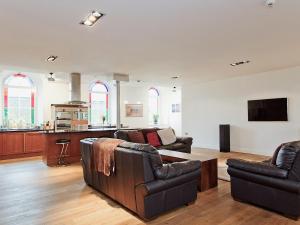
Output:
(0, 134), (4, 155)
(24, 133), (45, 153)
(2, 132), (25, 155)
(0, 132), (44, 160)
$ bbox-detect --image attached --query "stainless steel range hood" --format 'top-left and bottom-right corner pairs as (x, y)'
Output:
(69, 72), (86, 105)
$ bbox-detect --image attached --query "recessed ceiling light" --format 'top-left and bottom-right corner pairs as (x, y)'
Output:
(46, 56), (58, 62)
(80, 10), (104, 27)
(88, 15), (97, 22)
(92, 11), (102, 17)
(48, 72), (55, 82)
(83, 20), (93, 26)
(230, 60), (250, 67)
(265, 0), (275, 7)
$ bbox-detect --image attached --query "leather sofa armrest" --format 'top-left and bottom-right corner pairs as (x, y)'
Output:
(228, 167), (300, 194)
(136, 168), (200, 196)
(176, 137), (193, 145)
(227, 158), (288, 179)
(155, 160), (200, 180)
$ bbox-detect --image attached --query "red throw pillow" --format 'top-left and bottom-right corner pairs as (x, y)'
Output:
(128, 131), (145, 144)
(146, 132), (161, 147)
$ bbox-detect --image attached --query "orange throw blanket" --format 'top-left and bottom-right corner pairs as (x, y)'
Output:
(92, 138), (124, 176)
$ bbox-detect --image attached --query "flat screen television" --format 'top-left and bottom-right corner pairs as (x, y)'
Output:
(248, 98), (288, 121)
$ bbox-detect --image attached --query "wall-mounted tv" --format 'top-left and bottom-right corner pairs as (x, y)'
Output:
(248, 98), (288, 121)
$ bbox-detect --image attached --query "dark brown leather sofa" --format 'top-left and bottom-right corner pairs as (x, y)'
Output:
(114, 128), (193, 153)
(227, 141), (300, 219)
(80, 138), (201, 220)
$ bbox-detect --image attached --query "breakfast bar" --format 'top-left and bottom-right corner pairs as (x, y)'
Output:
(41, 129), (116, 166)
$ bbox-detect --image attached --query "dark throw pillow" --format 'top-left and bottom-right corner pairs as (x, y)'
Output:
(127, 131), (145, 144)
(146, 132), (161, 147)
(276, 145), (297, 170)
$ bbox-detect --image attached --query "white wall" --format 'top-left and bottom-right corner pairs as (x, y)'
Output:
(42, 79), (69, 122)
(120, 85), (149, 128)
(183, 66), (300, 156)
(120, 84), (182, 135)
(160, 88), (182, 135)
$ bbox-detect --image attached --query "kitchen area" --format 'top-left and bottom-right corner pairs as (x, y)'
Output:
(0, 73), (123, 165)
(0, 103), (118, 165)
(0, 71), (181, 165)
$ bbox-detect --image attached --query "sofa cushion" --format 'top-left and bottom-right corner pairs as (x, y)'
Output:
(114, 130), (130, 141)
(117, 141), (163, 170)
(271, 143), (284, 165)
(158, 143), (186, 151)
(276, 144), (297, 170)
(157, 128), (176, 145)
(146, 132), (161, 147)
(141, 128), (160, 141)
(128, 131), (146, 144)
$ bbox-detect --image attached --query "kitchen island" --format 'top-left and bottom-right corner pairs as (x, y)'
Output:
(41, 129), (116, 166)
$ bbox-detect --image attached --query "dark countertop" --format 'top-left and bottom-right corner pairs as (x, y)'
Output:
(0, 127), (156, 134)
(0, 128), (44, 133)
(0, 128), (119, 133)
(39, 128), (118, 134)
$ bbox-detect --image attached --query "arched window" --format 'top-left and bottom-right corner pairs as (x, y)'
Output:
(89, 81), (109, 125)
(3, 74), (36, 128)
(148, 87), (159, 125)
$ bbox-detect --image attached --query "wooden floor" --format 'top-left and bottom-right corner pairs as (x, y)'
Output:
(0, 153), (299, 225)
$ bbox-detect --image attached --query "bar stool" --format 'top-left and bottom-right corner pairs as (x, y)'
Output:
(56, 139), (71, 166)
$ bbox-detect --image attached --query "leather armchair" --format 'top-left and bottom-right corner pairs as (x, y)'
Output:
(80, 138), (200, 220)
(227, 141), (300, 219)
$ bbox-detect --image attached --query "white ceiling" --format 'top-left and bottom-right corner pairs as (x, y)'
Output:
(0, 0), (300, 84)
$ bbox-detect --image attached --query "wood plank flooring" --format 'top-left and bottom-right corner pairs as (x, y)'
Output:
(0, 152), (299, 225)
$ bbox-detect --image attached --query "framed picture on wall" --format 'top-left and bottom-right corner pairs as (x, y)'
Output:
(126, 104), (143, 117)
(172, 104), (181, 113)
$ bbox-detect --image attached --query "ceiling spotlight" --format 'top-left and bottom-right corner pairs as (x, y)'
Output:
(46, 56), (58, 62)
(88, 15), (97, 22)
(92, 11), (102, 17)
(80, 10), (104, 27)
(83, 20), (93, 26)
(48, 72), (55, 82)
(230, 60), (250, 67)
(265, 0), (275, 7)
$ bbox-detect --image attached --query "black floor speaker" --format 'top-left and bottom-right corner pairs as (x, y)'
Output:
(220, 124), (230, 152)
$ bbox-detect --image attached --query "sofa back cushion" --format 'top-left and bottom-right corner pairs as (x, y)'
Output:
(114, 130), (130, 141)
(141, 128), (160, 141)
(283, 141), (300, 181)
(128, 131), (146, 144)
(157, 128), (176, 145)
(146, 132), (161, 147)
(276, 144), (297, 170)
(271, 143), (284, 165)
(118, 141), (163, 172)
